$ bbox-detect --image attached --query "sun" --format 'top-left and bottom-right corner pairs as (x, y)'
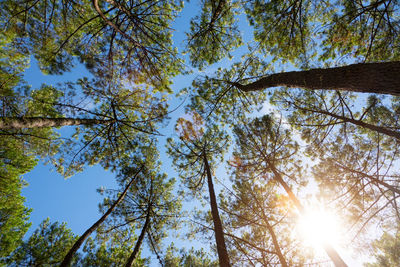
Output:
(296, 205), (344, 249)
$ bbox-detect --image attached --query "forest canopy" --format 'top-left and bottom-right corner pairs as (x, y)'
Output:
(1, 0), (400, 266)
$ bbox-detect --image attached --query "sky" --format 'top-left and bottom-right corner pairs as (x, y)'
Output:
(18, 1), (370, 266)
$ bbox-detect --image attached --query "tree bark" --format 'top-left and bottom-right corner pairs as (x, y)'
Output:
(60, 167), (143, 267)
(203, 151), (231, 267)
(0, 117), (114, 130)
(232, 61), (400, 96)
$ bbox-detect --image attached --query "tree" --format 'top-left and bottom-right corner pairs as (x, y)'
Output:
(96, 144), (181, 267)
(60, 164), (144, 267)
(312, 130), (400, 240)
(2, 0), (400, 265)
(271, 90), (400, 142)
(0, 0), (182, 178)
(78, 229), (148, 267)
(1, 0), (184, 85)
(186, 0), (242, 69)
(163, 244), (218, 267)
(0, 135), (33, 259)
(231, 114), (347, 266)
(219, 167), (307, 266)
(366, 229), (400, 267)
(4, 218), (79, 266)
(167, 113), (231, 266)
(0, 30), (61, 259)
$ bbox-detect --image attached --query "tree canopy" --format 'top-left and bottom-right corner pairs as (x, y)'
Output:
(1, 0), (400, 266)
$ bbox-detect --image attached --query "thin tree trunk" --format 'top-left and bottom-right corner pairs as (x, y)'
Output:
(60, 167), (143, 267)
(232, 61), (400, 96)
(0, 117), (114, 130)
(291, 104), (400, 141)
(268, 164), (348, 267)
(125, 182), (153, 267)
(203, 151), (231, 267)
(335, 163), (400, 195)
(261, 209), (288, 267)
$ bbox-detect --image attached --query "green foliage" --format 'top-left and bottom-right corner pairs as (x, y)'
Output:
(167, 113), (229, 196)
(186, 0), (242, 69)
(223, 114), (311, 265)
(244, 0), (318, 66)
(321, 0), (400, 62)
(187, 57), (269, 126)
(164, 244), (218, 267)
(97, 145), (181, 263)
(366, 230), (400, 267)
(4, 219), (79, 266)
(79, 230), (148, 267)
(2, 0), (400, 265)
(0, 136), (33, 259)
(1, 0), (184, 86)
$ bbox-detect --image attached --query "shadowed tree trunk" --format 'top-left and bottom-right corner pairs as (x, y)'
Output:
(203, 150), (231, 267)
(232, 61), (400, 96)
(0, 117), (114, 130)
(60, 166), (143, 267)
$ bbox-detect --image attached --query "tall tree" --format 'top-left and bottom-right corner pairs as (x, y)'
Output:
(3, 219), (79, 266)
(60, 163), (144, 267)
(1, 0), (184, 85)
(167, 113), (231, 266)
(232, 114), (348, 266)
(78, 229), (148, 267)
(96, 144), (181, 267)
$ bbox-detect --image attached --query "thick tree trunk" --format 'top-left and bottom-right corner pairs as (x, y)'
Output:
(232, 61), (400, 96)
(60, 167), (143, 267)
(203, 152), (231, 267)
(0, 117), (114, 130)
(125, 183), (153, 267)
(269, 164), (348, 267)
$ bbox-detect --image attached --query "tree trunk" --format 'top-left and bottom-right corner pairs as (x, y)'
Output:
(232, 61), (400, 96)
(60, 167), (143, 267)
(262, 212), (288, 267)
(335, 163), (400, 195)
(203, 151), (231, 267)
(125, 182), (153, 267)
(291, 104), (400, 141)
(0, 117), (114, 130)
(269, 164), (348, 267)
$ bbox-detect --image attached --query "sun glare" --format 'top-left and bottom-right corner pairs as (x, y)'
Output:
(296, 206), (343, 249)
